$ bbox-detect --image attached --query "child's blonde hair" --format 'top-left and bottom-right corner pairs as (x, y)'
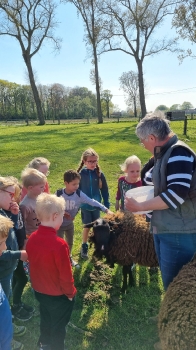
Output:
(35, 193), (65, 221)
(8, 176), (22, 203)
(21, 168), (46, 189)
(0, 176), (15, 191)
(27, 157), (50, 169)
(120, 155), (141, 172)
(0, 215), (13, 239)
(77, 148), (102, 188)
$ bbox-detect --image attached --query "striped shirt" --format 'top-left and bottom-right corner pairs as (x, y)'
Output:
(159, 146), (195, 209)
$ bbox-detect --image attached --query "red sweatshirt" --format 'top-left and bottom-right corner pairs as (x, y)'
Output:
(26, 225), (77, 298)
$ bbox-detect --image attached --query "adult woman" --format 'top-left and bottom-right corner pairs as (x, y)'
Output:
(125, 112), (196, 290)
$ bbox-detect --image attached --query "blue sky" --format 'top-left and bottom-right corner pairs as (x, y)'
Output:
(0, 2), (195, 112)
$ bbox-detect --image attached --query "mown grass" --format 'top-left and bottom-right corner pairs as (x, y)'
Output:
(2, 119), (196, 350)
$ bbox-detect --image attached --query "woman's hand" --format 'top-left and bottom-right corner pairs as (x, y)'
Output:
(124, 197), (142, 213)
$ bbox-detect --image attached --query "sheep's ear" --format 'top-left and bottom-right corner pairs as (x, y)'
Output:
(83, 222), (95, 228)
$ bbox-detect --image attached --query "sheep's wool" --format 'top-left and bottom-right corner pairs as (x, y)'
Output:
(158, 257), (196, 350)
(103, 211), (158, 267)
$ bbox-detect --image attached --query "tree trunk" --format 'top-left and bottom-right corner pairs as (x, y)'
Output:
(107, 102), (110, 118)
(93, 44), (103, 124)
(133, 97), (137, 119)
(23, 55), (45, 125)
(137, 59), (147, 118)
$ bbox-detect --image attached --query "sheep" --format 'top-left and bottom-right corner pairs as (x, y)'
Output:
(86, 211), (158, 292)
(157, 254), (196, 350)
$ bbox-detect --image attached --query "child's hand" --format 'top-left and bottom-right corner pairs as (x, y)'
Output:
(64, 211), (72, 220)
(9, 202), (19, 215)
(106, 209), (114, 215)
(20, 250), (28, 261)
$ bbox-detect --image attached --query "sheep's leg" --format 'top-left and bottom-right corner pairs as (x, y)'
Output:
(121, 265), (134, 293)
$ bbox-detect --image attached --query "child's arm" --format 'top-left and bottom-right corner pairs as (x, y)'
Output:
(56, 243), (77, 299)
(0, 250), (25, 261)
(80, 191), (113, 213)
(100, 173), (110, 208)
(115, 178), (121, 210)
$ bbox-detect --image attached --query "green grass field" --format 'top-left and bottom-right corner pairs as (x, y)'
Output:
(2, 119), (196, 350)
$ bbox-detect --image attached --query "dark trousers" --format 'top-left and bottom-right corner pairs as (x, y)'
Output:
(12, 260), (28, 305)
(35, 291), (75, 350)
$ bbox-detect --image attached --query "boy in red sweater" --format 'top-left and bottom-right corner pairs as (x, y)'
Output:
(26, 193), (76, 350)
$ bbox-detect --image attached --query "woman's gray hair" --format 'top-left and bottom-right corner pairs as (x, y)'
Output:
(136, 111), (172, 141)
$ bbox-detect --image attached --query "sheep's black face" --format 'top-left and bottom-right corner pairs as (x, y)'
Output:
(92, 218), (111, 257)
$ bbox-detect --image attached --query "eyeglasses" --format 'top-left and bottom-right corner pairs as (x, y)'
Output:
(1, 189), (15, 198)
(86, 161), (97, 164)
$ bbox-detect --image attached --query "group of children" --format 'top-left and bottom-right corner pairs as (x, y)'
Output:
(0, 149), (143, 350)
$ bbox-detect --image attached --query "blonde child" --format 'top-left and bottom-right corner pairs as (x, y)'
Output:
(20, 157), (50, 200)
(20, 168), (46, 239)
(77, 148), (110, 259)
(115, 155), (142, 211)
(26, 193), (76, 350)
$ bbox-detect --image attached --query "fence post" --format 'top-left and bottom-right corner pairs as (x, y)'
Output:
(183, 116), (187, 136)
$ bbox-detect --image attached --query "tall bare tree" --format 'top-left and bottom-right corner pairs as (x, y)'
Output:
(99, 0), (180, 118)
(0, 0), (61, 125)
(172, 0), (196, 60)
(64, 0), (103, 123)
(119, 71), (139, 119)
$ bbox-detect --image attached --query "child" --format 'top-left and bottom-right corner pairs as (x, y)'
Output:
(115, 155), (142, 211)
(77, 148), (110, 259)
(20, 157), (50, 200)
(7, 178), (34, 322)
(26, 193), (76, 350)
(56, 170), (113, 267)
(20, 168), (46, 239)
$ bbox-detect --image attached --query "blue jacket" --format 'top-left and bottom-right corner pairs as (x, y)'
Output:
(79, 168), (110, 211)
(0, 209), (20, 279)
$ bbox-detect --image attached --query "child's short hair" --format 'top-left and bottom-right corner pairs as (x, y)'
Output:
(120, 155), (141, 172)
(35, 193), (65, 221)
(64, 170), (81, 183)
(0, 176), (15, 191)
(27, 157), (50, 169)
(0, 215), (13, 239)
(21, 168), (46, 189)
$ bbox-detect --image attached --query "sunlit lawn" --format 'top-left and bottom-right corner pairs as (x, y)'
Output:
(2, 119), (196, 350)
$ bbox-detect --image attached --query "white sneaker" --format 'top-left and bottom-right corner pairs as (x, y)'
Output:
(70, 257), (80, 269)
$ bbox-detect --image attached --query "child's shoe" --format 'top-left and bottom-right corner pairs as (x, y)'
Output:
(11, 304), (33, 321)
(70, 257), (80, 269)
(11, 339), (24, 350)
(13, 324), (26, 337)
(80, 243), (88, 259)
(20, 302), (35, 314)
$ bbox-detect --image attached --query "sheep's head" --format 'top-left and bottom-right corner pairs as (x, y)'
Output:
(85, 218), (113, 258)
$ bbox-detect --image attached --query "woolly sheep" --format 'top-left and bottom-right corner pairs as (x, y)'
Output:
(158, 254), (196, 350)
(86, 211), (158, 292)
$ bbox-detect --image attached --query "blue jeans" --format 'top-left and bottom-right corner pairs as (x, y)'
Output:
(0, 274), (13, 299)
(0, 285), (13, 350)
(153, 233), (196, 290)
